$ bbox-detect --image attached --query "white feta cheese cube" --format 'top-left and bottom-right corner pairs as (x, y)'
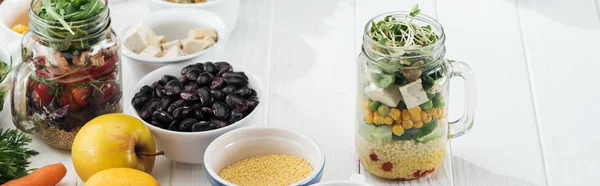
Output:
(429, 77), (446, 94)
(156, 35), (167, 44)
(161, 40), (182, 51)
(398, 79), (429, 109)
(364, 83), (402, 107)
(162, 46), (185, 58)
(181, 38), (216, 54)
(123, 29), (149, 53)
(139, 46), (162, 57)
(188, 28), (218, 41)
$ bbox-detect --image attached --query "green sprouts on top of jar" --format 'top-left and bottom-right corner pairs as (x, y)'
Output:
(37, 0), (105, 35)
(369, 5), (439, 48)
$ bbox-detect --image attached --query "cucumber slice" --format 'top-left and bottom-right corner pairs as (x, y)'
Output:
(368, 125), (392, 145)
(417, 125), (445, 142)
(372, 73), (395, 88)
(359, 123), (376, 140)
(392, 128), (421, 141)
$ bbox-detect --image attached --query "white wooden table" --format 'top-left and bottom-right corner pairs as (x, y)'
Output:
(2, 0), (599, 185)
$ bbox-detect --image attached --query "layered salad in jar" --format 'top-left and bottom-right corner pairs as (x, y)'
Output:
(356, 5), (449, 180)
(15, 0), (122, 150)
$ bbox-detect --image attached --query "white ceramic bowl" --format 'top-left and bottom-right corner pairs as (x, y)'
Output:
(148, 0), (239, 35)
(204, 126), (326, 186)
(119, 8), (229, 65)
(0, 0), (31, 48)
(130, 64), (264, 164)
(311, 174), (375, 186)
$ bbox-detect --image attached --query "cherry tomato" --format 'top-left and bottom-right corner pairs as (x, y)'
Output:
(31, 82), (52, 107)
(94, 82), (116, 103)
(60, 91), (81, 111)
(71, 86), (91, 107)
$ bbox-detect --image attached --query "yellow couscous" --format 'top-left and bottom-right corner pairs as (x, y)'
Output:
(11, 24), (29, 34)
(218, 154), (313, 186)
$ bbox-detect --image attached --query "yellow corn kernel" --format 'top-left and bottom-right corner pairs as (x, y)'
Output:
(423, 115), (432, 123)
(409, 107), (421, 122)
(373, 112), (381, 118)
(11, 24), (29, 34)
(421, 112), (428, 120)
(401, 109), (411, 121)
(390, 108), (401, 121)
(402, 120), (413, 129)
(429, 109), (437, 117)
(363, 99), (370, 110)
(392, 124), (405, 136)
(384, 116), (394, 125)
(364, 110), (374, 124)
(373, 116), (384, 125)
(414, 121), (423, 128)
(437, 108), (444, 118)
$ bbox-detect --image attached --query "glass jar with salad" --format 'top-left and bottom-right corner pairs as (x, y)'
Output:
(356, 5), (476, 180)
(10, 0), (122, 150)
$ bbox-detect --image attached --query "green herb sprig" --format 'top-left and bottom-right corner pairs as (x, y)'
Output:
(0, 56), (12, 112)
(0, 128), (39, 184)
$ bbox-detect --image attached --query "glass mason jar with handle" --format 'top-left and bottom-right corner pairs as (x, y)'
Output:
(356, 11), (475, 180)
(10, 0), (122, 150)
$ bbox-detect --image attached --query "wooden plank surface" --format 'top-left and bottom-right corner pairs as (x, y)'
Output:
(516, 0), (600, 185)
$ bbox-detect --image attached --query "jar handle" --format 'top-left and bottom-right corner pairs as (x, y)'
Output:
(448, 60), (476, 138)
(10, 61), (36, 133)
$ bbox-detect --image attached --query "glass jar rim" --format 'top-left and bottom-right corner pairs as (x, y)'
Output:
(362, 11), (446, 55)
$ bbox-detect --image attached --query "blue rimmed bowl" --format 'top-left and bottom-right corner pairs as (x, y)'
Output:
(204, 126), (326, 186)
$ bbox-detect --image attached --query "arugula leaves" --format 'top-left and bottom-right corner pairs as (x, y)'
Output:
(35, 0), (105, 51)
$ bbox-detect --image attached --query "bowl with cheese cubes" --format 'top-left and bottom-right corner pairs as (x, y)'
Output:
(120, 8), (228, 65)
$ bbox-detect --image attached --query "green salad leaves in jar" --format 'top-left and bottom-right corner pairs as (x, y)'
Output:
(356, 5), (476, 180)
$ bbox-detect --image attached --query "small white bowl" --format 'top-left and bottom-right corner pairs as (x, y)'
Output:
(148, 0), (240, 34)
(130, 64), (264, 164)
(204, 126), (326, 186)
(0, 0), (31, 48)
(119, 8), (229, 65)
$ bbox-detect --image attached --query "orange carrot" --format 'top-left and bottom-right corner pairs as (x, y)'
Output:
(2, 163), (67, 186)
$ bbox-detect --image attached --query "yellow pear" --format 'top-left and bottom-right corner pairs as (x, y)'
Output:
(85, 168), (160, 186)
(72, 113), (159, 181)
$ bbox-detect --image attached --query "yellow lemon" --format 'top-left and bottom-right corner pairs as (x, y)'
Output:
(84, 168), (160, 186)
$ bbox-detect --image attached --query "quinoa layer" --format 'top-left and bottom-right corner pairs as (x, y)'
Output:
(357, 136), (446, 180)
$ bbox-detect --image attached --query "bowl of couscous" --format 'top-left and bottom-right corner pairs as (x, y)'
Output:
(204, 126), (326, 186)
(0, 0), (31, 48)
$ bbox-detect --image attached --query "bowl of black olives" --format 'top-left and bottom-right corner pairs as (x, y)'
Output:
(130, 61), (262, 164)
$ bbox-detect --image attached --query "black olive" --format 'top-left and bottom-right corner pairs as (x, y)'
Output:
(132, 94), (152, 110)
(164, 80), (183, 96)
(229, 110), (244, 123)
(154, 85), (166, 98)
(135, 85), (153, 97)
(215, 61), (232, 72)
(201, 107), (214, 118)
(167, 99), (186, 113)
(179, 118), (197, 132)
(191, 121), (212, 132)
(184, 82), (200, 91)
(221, 86), (237, 95)
(168, 120), (179, 131)
(159, 75), (177, 85)
(222, 72), (248, 80)
(209, 119), (228, 129)
(179, 75), (189, 85)
(139, 98), (160, 119)
(212, 101), (230, 120)
(180, 90), (199, 101)
(193, 109), (204, 120)
(185, 69), (202, 82)
(172, 106), (194, 120)
(197, 72), (214, 86)
(197, 87), (213, 106)
(181, 65), (201, 75)
(194, 63), (204, 71)
(225, 94), (249, 112)
(245, 97), (260, 115)
(224, 77), (248, 88)
(234, 86), (253, 98)
(210, 77), (225, 89)
(204, 62), (217, 75)
(191, 103), (202, 110)
(151, 81), (160, 88)
(152, 110), (174, 126)
(210, 89), (225, 101)
(158, 96), (175, 111)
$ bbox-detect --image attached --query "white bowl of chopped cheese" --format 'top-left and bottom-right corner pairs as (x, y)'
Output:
(0, 0), (31, 48)
(119, 8), (229, 65)
(148, 0), (239, 36)
(204, 126), (326, 186)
